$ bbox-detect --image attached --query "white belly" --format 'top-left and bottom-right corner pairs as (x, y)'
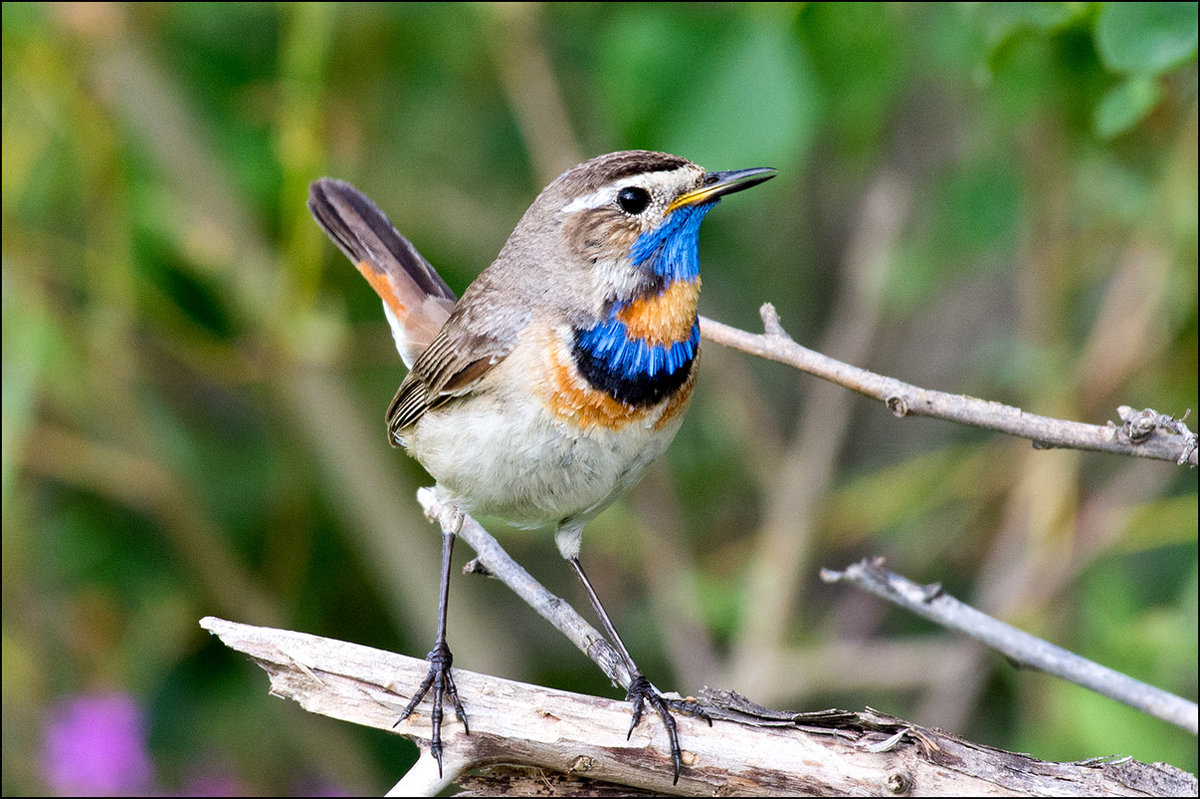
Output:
(405, 387), (680, 530)
(399, 320), (695, 532)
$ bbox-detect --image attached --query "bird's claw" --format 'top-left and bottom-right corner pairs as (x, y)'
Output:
(396, 641), (468, 776)
(624, 674), (710, 785)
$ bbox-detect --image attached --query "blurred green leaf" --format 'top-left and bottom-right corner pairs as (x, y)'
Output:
(1094, 75), (1165, 139)
(801, 2), (906, 163)
(660, 13), (820, 169)
(884, 159), (1022, 314)
(1115, 495), (1200, 553)
(978, 1), (1082, 49)
(1, 272), (52, 511)
(1094, 2), (1198, 74)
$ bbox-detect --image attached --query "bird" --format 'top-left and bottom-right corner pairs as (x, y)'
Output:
(308, 151), (775, 783)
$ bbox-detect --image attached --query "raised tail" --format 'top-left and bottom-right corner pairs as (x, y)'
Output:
(308, 178), (457, 367)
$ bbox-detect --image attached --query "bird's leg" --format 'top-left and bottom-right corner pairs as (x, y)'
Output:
(567, 556), (711, 785)
(396, 527), (468, 776)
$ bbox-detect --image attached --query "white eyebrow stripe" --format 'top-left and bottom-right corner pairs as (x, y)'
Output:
(561, 186), (614, 213)
(558, 166), (699, 214)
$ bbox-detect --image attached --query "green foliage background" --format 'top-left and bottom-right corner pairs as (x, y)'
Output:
(3, 2), (1196, 794)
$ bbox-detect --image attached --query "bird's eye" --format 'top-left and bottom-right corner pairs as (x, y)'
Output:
(617, 186), (651, 215)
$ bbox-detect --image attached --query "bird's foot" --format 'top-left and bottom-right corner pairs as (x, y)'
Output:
(419, 487), (464, 534)
(395, 641), (468, 776)
(625, 674), (711, 785)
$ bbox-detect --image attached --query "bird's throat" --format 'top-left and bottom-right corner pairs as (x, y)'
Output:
(571, 203), (711, 407)
(630, 201), (714, 282)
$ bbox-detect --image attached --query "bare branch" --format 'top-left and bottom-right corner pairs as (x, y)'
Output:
(699, 306), (1198, 467)
(415, 488), (635, 694)
(821, 558), (1199, 735)
(200, 616), (1198, 796)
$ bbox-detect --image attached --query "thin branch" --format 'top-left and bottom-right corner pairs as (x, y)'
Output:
(485, 3), (583, 184)
(416, 488), (635, 694)
(199, 616), (1198, 796)
(821, 558), (1199, 735)
(699, 306), (1198, 467)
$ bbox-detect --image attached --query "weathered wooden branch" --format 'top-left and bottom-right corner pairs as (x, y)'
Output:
(200, 617), (1197, 797)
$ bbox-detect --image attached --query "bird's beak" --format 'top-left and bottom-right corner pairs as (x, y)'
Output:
(667, 166), (777, 212)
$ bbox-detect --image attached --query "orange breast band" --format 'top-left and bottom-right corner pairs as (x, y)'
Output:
(615, 278), (701, 346)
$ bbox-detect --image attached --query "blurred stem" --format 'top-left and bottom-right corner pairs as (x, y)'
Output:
(0, 271), (53, 525)
(485, 3), (583, 186)
(276, 1), (336, 320)
(631, 465), (721, 689)
(726, 171), (911, 698)
(23, 424), (282, 627)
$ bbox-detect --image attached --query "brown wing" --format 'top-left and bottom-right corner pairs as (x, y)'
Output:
(385, 316), (517, 443)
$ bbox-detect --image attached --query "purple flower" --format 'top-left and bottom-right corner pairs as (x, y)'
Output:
(41, 692), (155, 796)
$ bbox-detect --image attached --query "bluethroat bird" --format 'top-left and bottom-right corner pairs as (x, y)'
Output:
(308, 151), (774, 783)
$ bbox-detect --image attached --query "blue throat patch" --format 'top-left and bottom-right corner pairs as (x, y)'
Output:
(630, 201), (715, 281)
(572, 202), (714, 406)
